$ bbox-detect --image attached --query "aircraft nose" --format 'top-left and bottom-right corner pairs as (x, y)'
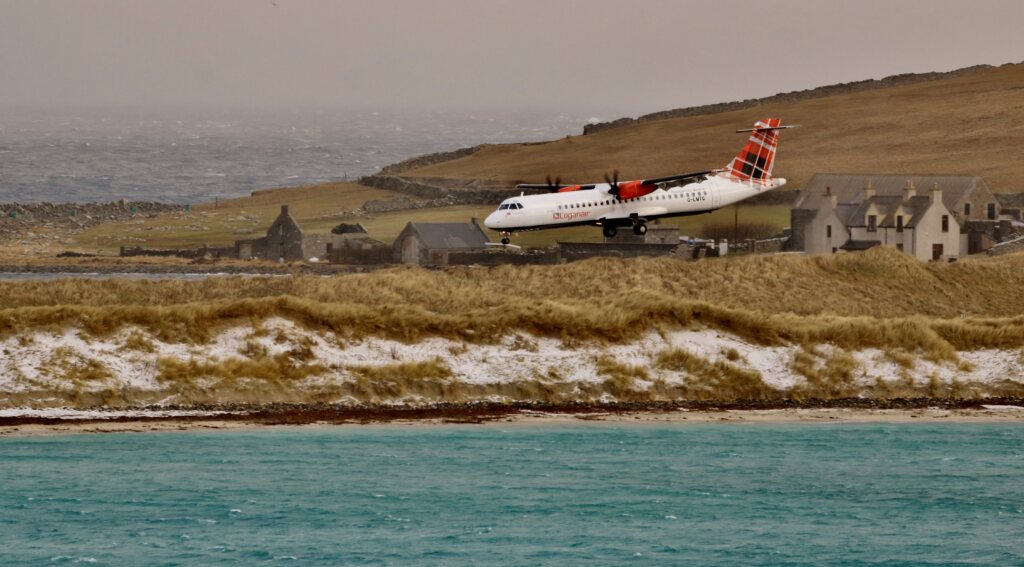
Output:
(484, 211), (501, 229)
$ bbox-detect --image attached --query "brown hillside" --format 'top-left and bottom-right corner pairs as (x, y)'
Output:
(402, 64), (1024, 192)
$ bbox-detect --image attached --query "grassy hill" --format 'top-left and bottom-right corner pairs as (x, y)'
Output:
(400, 64), (1024, 193)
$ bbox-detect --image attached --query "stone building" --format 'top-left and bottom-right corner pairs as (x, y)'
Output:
(789, 174), (1003, 260)
(236, 205), (338, 262)
(393, 220), (491, 265)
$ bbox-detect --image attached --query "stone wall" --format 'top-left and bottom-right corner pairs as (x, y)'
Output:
(120, 245), (235, 259)
(359, 174), (534, 202)
(557, 242), (679, 261)
(988, 235), (1024, 256)
(328, 246), (392, 265)
(377, 146), (483, 176)
(0, 201), (182, 239)
(443, 249), (561, 266)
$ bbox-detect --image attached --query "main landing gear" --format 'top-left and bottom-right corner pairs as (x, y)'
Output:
(602, 221), (647, 238)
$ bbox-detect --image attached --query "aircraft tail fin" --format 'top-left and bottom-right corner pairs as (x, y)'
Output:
(722, 118), (794, 183)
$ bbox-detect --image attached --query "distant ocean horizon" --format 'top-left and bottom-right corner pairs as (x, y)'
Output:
(1, 423), (1022, 565)
(0, 107), (601, 205)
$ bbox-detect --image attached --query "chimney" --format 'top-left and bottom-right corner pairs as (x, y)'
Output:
(824, 186), (837, 208)
(929, 182), (941, 204)
(864, 179), (875, 200)
(904, 179), (916, 199)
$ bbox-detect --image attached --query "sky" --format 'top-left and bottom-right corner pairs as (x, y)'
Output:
(1, 0), (1022, 115)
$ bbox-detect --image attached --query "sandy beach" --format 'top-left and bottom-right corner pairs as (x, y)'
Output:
(3, 405), (1023, 438)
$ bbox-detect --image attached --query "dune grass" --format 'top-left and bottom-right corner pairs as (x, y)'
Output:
(2, 248), (1024, 406)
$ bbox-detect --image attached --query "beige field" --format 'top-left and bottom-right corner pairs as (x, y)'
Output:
(401, 64), (1024, 193)
(70, 194), (788, 252)
(67, 181), (399, 253)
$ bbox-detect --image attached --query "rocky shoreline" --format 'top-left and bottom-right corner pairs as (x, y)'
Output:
(2, 398), (1022, 428)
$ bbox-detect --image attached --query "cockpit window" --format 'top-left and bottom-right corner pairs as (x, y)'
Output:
(499, 204), (509, 210)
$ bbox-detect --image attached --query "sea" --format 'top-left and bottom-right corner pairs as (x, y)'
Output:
(0, 107), (593, 204)
(1, 423), (1022, 565)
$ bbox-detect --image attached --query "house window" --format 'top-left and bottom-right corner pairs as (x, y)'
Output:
(942, 215), (949, 233)
(896, 216), (904, 233)
(867, 215), (877, 232)
(988, 203), (997, 220)
(832, 247), (838, 254)
(826, 225), (832, 238)
(896, 244), (904, 252)
(964, 203), (971, 216)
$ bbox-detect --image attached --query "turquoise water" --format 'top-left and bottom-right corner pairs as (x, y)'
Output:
(1, 424), (1022, 565)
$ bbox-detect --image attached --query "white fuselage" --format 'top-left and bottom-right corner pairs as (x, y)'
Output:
(483, 174), (786, 232)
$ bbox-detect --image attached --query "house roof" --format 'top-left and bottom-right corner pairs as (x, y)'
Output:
(794, 174), (986, 213)
(267, 205), (303, 236)
(402, 222), (490, 250)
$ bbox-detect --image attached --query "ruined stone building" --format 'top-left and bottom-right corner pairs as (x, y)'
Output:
(393, 220), (491, 265)
(789, 174), (1005, 260)
(235, 205), (338, 262)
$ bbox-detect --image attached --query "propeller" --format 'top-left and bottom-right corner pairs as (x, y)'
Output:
(545, 175), (562, 193)
(604, 170), (620, 198)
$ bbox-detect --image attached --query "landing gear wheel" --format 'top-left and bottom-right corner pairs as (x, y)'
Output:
(501, 237), (510, 245)
(602, 225), (618, 238)
(633, 223), (648, 236)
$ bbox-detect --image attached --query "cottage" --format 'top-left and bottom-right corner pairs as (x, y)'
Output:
(236, 205), (337, 262)
(393, 221), (491, 265)
(789, 174), (1003, 260)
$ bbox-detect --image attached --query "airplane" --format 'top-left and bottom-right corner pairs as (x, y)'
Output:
(483, 118), (794, 244)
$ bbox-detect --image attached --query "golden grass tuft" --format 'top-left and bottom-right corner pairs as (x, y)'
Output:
(122, 330), (156, 353)
(156, 354), (327, 388)
(344, 358), (457, 402)
(789, 347), (862, 399)
(655, 347), (780, 400)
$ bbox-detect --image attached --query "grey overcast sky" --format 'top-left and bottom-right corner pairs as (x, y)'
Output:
(1, 0), (1021, 114)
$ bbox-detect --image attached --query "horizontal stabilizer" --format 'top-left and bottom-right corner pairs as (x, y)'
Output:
(735, 125), (798, 133)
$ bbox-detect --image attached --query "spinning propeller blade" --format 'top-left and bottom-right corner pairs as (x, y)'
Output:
(604, 170), (620, 197)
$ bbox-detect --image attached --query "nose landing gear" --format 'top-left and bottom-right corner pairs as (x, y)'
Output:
(500, 231), (511, 245)
(602, 225), (618, 238)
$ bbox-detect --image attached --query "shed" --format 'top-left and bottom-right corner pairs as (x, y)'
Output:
(393, 221), (491, 265)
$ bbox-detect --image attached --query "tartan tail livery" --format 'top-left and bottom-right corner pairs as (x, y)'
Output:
(722, 118), (794, 183)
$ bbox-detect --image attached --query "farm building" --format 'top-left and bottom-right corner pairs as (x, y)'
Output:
(789, 174), (1005, 260)
(393, 220), (491, 265)
(235, 205), (338, 262)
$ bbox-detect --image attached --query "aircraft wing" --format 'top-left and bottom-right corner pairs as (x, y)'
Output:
(640, 170), (713, 186)
(516, 183), (597, 192)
